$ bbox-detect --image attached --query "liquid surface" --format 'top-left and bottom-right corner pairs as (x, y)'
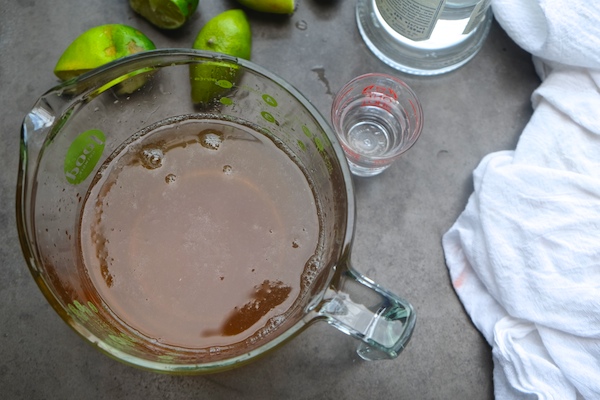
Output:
(375, 1), (485, 49)
(342, 103), (406, 159)
(340, 98), (408, 161)
(79, 115), (320, 349)
(357, 0), (492, 75)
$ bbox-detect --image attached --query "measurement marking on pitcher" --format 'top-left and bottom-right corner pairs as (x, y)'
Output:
(64, 129), (106, 185)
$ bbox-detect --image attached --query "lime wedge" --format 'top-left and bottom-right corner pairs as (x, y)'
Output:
(54, 24), (156, 81)
(235, 0), (296, 14)
(190, 9), (252, 104)
(54, 24), (156, 94)
(129, 0), (199, 30)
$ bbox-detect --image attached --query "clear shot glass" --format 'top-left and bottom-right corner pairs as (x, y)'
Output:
(331, 73), (424, 177)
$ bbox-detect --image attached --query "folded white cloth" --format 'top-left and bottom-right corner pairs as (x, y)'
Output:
(442, 1), (600, 398)
(491, 0), (600, 71)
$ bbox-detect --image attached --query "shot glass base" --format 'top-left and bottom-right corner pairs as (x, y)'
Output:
(347, 160), (390, 177)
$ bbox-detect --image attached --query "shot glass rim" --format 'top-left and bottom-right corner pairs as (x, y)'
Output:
(330, 72), (424, 163)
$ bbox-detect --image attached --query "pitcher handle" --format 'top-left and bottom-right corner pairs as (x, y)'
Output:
(316, 266), (416, 361)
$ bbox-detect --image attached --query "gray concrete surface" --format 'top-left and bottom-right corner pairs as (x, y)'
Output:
(0, 1), (540, 399)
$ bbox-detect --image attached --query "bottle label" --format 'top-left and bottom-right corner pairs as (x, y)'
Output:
(463, 0), (491, 35)
(375, 0), (446, 41)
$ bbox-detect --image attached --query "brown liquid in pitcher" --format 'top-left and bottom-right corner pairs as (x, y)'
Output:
(78, 115), (320, 349)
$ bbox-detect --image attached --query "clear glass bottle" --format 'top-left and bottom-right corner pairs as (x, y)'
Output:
(356, 0), (494, 75)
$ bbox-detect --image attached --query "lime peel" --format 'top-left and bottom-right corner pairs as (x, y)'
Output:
(54, 24), (156, 94)
(129, 0), (199, 30)
(235, 0), (296, 14)
(190, 9), (252, 104)
(54, 24), (156, 81)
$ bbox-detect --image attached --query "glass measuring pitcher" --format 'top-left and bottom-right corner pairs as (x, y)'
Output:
(16, 49), (415, 373)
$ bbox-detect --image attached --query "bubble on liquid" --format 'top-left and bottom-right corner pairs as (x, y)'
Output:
(295, 20), (307, 30)
(199, 130), (223, 150)
(223, 165), (233, 175)
(301, 255), (322, 289)
(165, 173), (177, 184)
(140, 147), (164, 169)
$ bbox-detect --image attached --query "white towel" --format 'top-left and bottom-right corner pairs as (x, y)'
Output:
(442, 1), (600, 398)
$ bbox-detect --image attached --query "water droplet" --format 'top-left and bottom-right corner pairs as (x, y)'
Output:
(295, 20), (307, 30)
(165, 173), (177, 184)
(140, 147), (164, 169)
(199, 131), (223, 150)
(223, 165), (233, 174)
